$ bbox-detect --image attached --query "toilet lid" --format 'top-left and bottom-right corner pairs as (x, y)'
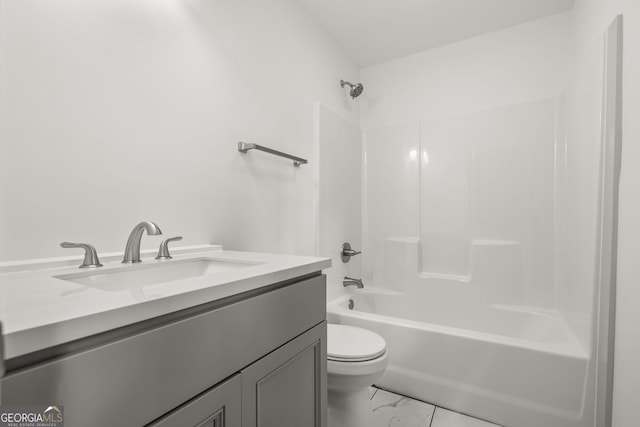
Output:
(327, 324), (387, 362)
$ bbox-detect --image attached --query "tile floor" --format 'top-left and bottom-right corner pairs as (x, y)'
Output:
(369, 387), (502, 427)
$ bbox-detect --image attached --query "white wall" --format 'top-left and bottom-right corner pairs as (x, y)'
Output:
(0, 0), (359, 261)
(359, 12), (573, 129)
(568, 1), (640, 425)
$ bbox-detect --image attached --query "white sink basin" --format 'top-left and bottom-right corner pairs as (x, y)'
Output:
(55, 258), (262, 291)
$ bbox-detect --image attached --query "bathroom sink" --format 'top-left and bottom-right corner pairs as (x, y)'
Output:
(55, 258), (261, 291)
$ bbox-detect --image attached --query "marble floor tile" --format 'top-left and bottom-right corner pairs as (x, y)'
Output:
(431, 407), (502, 427)
(369, 388), (435, 427)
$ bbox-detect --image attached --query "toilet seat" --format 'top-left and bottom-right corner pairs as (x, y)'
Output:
(327, 324), (387, 362)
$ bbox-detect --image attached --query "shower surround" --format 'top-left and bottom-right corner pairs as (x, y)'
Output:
(346, 90), (601, 426)
(340, 14), (611, 426)
(364, 99), (558, 312)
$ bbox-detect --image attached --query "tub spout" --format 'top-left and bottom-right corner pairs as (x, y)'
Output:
(343, 277), (364, 289)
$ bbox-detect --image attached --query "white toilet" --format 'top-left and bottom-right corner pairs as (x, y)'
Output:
(327, 323), (389, 427)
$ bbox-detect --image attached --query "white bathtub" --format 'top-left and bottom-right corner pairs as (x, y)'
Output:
(327, 289), (591, 427)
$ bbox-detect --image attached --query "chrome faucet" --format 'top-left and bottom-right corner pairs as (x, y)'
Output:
(122, 221), (162, 263)
(343, 276), (364, 289)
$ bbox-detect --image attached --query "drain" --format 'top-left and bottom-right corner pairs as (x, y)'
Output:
(348, 299), (354, 310)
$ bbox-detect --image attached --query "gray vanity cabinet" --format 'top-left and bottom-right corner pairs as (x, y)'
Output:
(1, 274), (327, 427)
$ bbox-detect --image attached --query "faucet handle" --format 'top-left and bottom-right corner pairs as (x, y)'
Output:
(340, 242), (362, 263)
(156, 236), (183, 260)
(60, 242), (103, 268)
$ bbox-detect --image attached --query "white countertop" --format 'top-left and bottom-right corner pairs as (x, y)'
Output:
(0, 246), (331, 360)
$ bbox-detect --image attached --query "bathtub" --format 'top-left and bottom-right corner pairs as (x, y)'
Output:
(327, 289), (591, 427)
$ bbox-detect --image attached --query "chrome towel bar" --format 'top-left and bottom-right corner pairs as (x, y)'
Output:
(238, 141), (308, 167)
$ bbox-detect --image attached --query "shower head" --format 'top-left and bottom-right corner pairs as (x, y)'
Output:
(340, 79), (364, 99)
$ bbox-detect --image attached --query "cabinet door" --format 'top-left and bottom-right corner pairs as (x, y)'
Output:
(149, 374), (241, 427)
(242, 322), (327, 427)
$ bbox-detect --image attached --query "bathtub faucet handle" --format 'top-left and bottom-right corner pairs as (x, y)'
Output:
(343, 277), (364, 289)
(341, 242), (361, 263)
